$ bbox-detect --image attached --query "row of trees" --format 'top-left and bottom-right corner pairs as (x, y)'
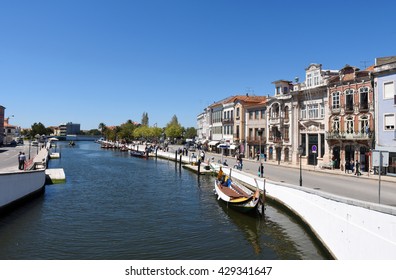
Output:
(99, 114), (196, 143)
(19, 113), (196, 143)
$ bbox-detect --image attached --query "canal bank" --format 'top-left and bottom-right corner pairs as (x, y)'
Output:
(0, 142), (65, 213)
(151, 147), (396, 260)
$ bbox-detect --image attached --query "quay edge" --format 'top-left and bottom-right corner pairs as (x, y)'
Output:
(209, 163), (396, 260)
(0, 170), (46, 215)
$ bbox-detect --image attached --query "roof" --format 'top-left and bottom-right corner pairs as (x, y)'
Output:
(209, 95), (267, 108)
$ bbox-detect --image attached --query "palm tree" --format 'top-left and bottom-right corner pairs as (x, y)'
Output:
(98, 123), (107, 137)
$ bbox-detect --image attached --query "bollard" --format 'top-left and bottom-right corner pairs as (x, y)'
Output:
(260, 163), (264, 178)
(179, 154), (182, 168)
(197, 160), (201, 177)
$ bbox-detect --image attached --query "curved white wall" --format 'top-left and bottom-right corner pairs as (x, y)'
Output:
(215, 165), (396, 260)
(0, 170), (46, 208)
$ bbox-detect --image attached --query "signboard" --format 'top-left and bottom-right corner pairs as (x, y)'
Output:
(312, 145), (317, 154)
(372, 150), (389, 167)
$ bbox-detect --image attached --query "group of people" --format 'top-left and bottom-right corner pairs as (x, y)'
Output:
(345, 159), (362, 176)
(217, 167), (231, 187)
(17, 152), (26, 170)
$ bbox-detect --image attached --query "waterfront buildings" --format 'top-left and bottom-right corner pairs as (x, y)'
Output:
(56, 122), (81, 137)
(373, 56), (396, 175)
(197, 57), (395, 176)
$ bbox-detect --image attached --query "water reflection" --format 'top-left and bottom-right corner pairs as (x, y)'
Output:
(0, 142), (328, 260)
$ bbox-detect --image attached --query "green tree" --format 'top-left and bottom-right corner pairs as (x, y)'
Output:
(141, 112), (149, 126)
(184, 127), (197, 140)
(98, 123), (107, 137)
(164, 115), (183, 141)
(30, 122), (48, 138)
(119, 121), (137, 141)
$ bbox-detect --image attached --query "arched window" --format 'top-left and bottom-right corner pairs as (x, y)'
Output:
(346, 116), (354, 134)
(359, 87), (369, 110)
(332, 117), (340, 132)
(359, 115), (369, 134)
(345, 89), (354, 112)
(332, 92), (340, 109)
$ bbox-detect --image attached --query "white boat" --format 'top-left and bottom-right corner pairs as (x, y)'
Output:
(214, 178), (260, 213)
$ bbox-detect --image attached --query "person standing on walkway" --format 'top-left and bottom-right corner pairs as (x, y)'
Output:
(20, 152), (26, 170)
(18, 152), (23, 170)
(355, 160), (361, 176)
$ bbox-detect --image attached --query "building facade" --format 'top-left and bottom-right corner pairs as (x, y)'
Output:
(326, 65), (374, 171)
(373, 56), (396, 175)
(58, 122), (81, 136)
(266, 80), (294, 163)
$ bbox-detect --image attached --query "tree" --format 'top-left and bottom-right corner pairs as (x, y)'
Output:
(141, 112), (149, 126)
(165, 115), (183, 141)
(30, 122), (48, 138)
(184, 127), (197, 140)
(98, 123), (107, 136)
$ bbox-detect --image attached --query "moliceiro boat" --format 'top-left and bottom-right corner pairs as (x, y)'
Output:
(214, 176), (260, 214)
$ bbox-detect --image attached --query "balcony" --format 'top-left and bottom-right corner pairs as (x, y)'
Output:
(331, 107), (341, 114)
(325, 131), (373, 140)
(269, 117), (283, 125)
(246, 136), (265, 145)
(222, 118), (234, 125)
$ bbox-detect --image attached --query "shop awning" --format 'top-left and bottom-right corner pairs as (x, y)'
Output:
(208, 141), (219, 146)
(229, 144), (236, 149)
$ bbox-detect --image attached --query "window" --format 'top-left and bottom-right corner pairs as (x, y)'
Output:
(276, 86), (281, 95)
(301, 105), (307, 119)
(236, 107), (240, 118)
(332, 117), (340, 132)
(345, 89), (354, 112)
(307, 73), (312, 87)
(320, 103), (324, 118)
(384, 82), (394, 99)
(359, 87), (369, 110)
(308, 104), (319, 119)
(261, 109), (265, 119)
(359, 115), (369, 134)
(249, 111), (254, 120)
(313, 71), (319, 86)
(283, 87), (288, 94)
(255, 110), (260, 119)
(384, 114), (395, 130)
(346, 117), (354, 134)
(332, 92), (340, 109)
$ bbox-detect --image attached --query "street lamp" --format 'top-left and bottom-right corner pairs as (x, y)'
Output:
(298, 145), (304, 186)
(35, 134), (40, 154)
(257, 128), (264, 178)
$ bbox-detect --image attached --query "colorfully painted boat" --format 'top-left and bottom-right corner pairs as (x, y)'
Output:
(214, 178), (260, 213)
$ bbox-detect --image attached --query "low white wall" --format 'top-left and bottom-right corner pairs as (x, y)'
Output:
(0, 170), (46, 208)
(214, 164), (396, 260)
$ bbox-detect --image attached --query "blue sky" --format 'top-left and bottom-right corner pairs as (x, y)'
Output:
(1, 0), (395, 130)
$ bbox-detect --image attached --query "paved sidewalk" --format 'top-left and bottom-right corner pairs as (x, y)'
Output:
(204, 151), (396, 184)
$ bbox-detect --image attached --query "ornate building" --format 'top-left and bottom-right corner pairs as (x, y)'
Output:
(326, 65), (374, 171)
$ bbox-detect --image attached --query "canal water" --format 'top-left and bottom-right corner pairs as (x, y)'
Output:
(0, 142), (329, 260)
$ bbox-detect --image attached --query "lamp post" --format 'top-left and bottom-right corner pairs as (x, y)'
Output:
(258, 128), (264, 178)
(298, 145), (304, 186)
(35, 134), (40, 155)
